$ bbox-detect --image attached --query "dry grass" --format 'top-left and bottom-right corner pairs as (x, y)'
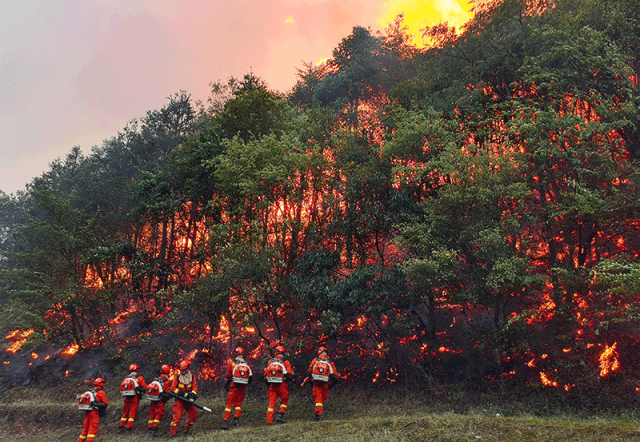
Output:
(2, 386), (640, 441)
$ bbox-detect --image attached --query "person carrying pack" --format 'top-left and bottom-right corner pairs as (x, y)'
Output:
(118, 363), (148, 432)
(146, 364), (173, 437)
(77, 377), (108, 442)
(220, 346), (253, 430)
(264, 345), (294, 425)
(307, 346), (339, 421)
(169, 360), (199, 437)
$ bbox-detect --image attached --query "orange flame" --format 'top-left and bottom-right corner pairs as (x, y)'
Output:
(599, 343), (620, 378)
(61, 343), (79, 356)
(539, 371), (558, 388)
(4, 329), (35, 354)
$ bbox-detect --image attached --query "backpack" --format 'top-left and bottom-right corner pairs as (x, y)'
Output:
(78, 390), (95, 411)
(265, 360), (286, 383)
(145, 379), (163, 401)
(120, 376), (138, 397)
(312, 359), (334, 382)
(232, 363), (252, 384)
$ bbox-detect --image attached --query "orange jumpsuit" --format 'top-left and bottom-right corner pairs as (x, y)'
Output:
(78, 388), (108, 442)
(148, 374), (172, 430)
(223, 358), (252, 421)
(308, 357), (338, 417)
(265, 357), (293, 424)
(169, 370), (198, 436)
(120, 374), (148, 429)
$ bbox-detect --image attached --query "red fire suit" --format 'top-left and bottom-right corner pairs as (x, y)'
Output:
(265, 356), (293, 424)
(120, 373), (148, 429)
(223, 358), (253, 421)
(169, 370), (198, 436)
(78, 387), (108, 442)
(308, 357), (338, 417)
(147, 374), (173, 430)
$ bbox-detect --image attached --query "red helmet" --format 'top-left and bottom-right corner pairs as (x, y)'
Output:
(94, 377), (105, 388)
(161, 364), (171, 374)
(318, 346), (328, 356)
(275, 345), (285, 355)
(235, 346), (245, 356)
(179, 360), (191, 370)
(129, 364), (140, 373)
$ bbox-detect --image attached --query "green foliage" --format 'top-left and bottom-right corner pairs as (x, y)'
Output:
(3, 0), (640, 396)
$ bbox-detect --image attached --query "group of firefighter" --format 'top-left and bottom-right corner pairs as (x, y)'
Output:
(77, 345), (339, 441)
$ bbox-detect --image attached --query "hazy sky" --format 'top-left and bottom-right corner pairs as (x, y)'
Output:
(0, 0), (473, 194)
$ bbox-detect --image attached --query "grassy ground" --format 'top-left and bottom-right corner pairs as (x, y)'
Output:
(3, 385), (640, 441)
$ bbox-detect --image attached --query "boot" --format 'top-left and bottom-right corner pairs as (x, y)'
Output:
(275, 412), (287, 423)
(315, 414), (323, 422)
(151, 428), (159, 438)
(233, 417), (240, 428)
(220, 420), (228, 430)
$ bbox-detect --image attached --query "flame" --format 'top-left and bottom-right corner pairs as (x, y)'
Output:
(539, 371), (559, 388)
(376, 0), (475, 47)
(4, 329), (35, 354)
(61, 343), (79, 356)
(598, 343), (620, 378)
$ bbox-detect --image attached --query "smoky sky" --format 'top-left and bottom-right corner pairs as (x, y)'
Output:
(0, 0), (472, 194)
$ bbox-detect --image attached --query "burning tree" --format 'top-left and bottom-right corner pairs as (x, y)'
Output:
(2, 0), (640, 402)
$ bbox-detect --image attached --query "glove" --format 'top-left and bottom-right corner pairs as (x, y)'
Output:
(91, 401), (106, 409)
(284, 373), (294, 381)
(329, 374), (339, 389)
(135, 386), (146, 394)
(189, 392), (198, 402)
(224, 379), (231, 391)
(248, 375), (253, 384)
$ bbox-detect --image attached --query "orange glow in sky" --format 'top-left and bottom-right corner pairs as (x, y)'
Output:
(376, 0), (475, 46)
(0, 0), (477, 195)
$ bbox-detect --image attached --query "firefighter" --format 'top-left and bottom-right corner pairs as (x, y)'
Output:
(307, 346), (339, 421)
(118, 363), (148, 432)
(146, 364), (173, 437)
(77, 377), (108, 442)
(264, 345), (294, 425)
(220, 346), (253, 430)
(169, 360), (199, 437)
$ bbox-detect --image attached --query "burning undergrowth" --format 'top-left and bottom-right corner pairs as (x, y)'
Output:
(2, 295), (639, 411)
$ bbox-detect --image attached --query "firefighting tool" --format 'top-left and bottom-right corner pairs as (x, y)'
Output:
(165, 391), (212, 413)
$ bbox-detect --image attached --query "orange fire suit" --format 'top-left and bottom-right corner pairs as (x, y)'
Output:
(78, 388), (108, 442)
(265, 357), (293, 424)
(148, 374), (172, 430)
(120, 374), (148, 429)
(308, 357), (338, 417)
(169, 370), (198, 436)
(222, 358), (253, 421)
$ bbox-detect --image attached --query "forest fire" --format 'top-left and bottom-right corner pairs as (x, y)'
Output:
(0, 0), (637, 415)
